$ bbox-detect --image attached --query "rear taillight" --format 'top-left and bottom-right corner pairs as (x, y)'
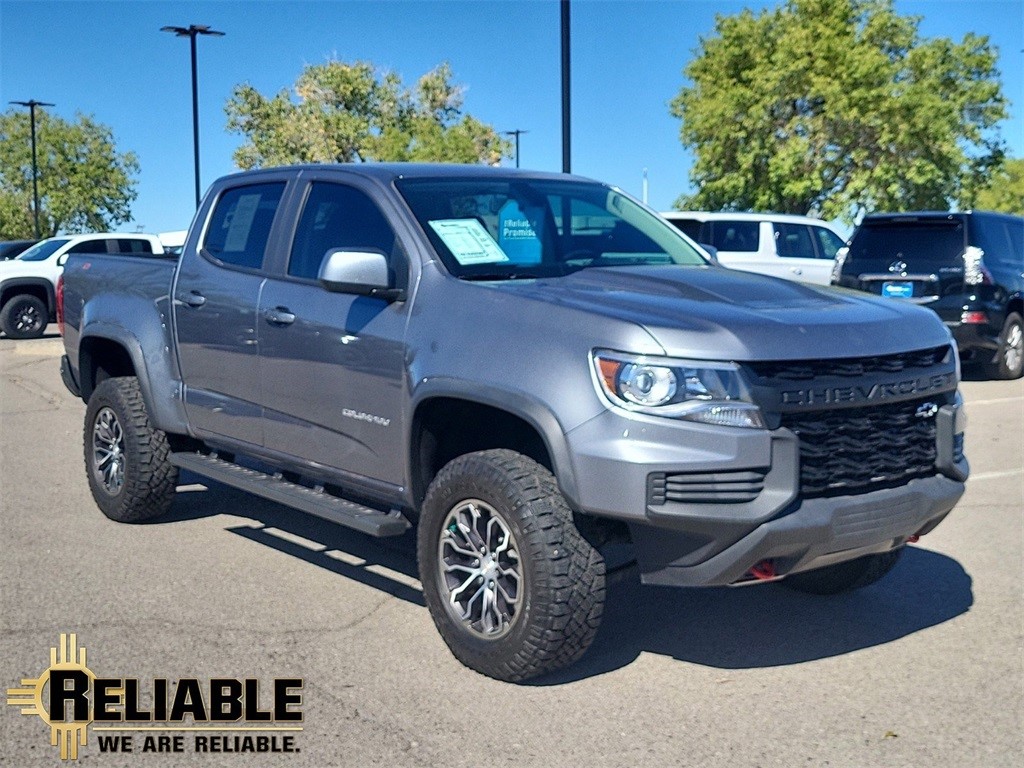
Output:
(961, 311), (989, 325)
(963, 246), (993, 286)
(830, 246), (848, 285)
(56, 274), (65, 336)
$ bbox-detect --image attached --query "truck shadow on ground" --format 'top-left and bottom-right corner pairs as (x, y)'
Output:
(160, 476), (972, 683)
(535, 546), (973, 684)
(163, 476), (424, 607)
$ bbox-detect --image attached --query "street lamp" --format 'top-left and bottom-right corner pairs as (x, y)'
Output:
(560, 0), (571, 173)
(9, 99), (55, 238)
(160, 24), (225, 208)
(502, 129), (529, 168)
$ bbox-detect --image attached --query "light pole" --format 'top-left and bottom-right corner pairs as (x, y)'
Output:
(161, 24), (225, 208)
(503, 129), (529, 168)
(560, 0), (571, 173)
(9, 99), (55, 238)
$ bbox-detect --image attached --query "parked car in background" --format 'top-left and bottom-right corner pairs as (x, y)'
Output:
(661, 211), (847, 285)
(0, 232), (165, 339)
(0, 239), (39, 261)
(158, 230), (188, 256)
(833, 211), (1024, 380)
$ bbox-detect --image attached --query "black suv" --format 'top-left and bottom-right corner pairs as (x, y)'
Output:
(0, 240), (39, 260)
(833, 211), (1024, 379)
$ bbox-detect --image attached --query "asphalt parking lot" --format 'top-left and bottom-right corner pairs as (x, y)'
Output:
(1, 331), (1021, 767)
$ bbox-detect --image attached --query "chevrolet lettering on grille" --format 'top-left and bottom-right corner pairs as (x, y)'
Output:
(780, 372), (956, 406)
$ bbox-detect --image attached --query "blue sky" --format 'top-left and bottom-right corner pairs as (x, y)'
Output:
(2, 0), (1022, 234)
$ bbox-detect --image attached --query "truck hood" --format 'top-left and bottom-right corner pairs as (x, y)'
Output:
(489, 265), (951, 361)
(0, 258), (55, 279)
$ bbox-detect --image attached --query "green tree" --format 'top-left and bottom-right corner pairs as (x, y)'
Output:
(226, 60), (510, 168)
(670, 0), (1007, 221)
(0, 110), (139, 238)
(974, 157), (1024, 214)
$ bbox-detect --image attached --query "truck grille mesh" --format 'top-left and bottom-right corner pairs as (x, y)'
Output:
(747, 345), (949, 382)
(783, 398), (938, 498)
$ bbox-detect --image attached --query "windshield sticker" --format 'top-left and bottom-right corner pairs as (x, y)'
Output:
(497, 200), (544, 265)
(223, 193), (261, 252)
(429, 219), (509, 265)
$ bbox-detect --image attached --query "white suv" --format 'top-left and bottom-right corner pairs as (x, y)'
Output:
(661, 211), (847, 285)
(0, 233), (164, 339)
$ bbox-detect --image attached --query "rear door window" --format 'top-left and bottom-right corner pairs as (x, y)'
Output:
(666, 218), (703, 241)
(773, 223), (816, 259)
(203, 182), (286, 270)
(707, 220), (759, 252)
(110, 238), (154, 254)
(812, 226), (845, 259)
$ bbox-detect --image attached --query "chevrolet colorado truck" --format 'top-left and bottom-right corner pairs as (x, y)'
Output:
(59, 165), (968, 681)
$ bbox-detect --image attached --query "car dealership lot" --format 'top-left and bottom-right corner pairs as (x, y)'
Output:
(1, 333), (1021, 767)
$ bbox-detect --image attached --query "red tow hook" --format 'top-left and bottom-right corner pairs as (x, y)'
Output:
(749, 559), (777, 580)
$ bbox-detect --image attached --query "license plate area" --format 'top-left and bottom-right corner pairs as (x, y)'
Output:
(881, 281), (914, 298)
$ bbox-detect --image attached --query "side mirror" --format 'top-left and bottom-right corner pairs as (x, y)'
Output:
(699, 243), (720, 265)
(318, 248), (405, 302)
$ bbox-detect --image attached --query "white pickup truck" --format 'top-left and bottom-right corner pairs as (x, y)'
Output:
(0, 232), (165, 339)
(661, 211), (847, 286)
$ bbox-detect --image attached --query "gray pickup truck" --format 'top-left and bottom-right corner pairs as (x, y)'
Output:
(59, 165), (968, 681)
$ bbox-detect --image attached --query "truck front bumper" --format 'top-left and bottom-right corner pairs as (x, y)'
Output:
(565, 400), (967, 587)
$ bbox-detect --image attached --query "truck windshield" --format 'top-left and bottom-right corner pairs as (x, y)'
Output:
(396, 178), (708, 279)
(16, 238), (71, 262)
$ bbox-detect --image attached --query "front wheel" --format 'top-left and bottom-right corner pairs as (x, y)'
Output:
(984, 312), (1023, 380)
(84, 377), (178, 522)
(0, 294), (48, 339)
(783, 548), (903, 595)
(418, 449), (605, 682)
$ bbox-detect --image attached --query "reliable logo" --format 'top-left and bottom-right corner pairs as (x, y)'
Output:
(6, 634), (302, 760)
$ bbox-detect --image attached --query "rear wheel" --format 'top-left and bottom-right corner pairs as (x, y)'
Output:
(984, 312), (1023, 380)
(418, 449), (605, 682)
(84, 377), (178, 522)
(0, 294), (47, 339)
(783, 548), (903, 595)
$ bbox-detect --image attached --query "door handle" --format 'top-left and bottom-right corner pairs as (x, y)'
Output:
(183, 291), (206, 308)
(790, 267), (803, 275)
(265, 307), (296, 326)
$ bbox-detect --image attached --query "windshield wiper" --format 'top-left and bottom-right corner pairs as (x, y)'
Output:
(459, 272), (540, 281)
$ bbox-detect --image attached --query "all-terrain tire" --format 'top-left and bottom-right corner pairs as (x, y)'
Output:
(783, 548), (903, 595)
(84, 376), (178, 522)
(983, 312), (1024, 380)
(0, 294), (47, 339)
(418, 449), (605, 682)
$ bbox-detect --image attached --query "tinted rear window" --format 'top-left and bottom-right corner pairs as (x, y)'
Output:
(203, 182), (286, 270)
(848, 220), (966, 263)
(666, 218), (703, 241)
(707, 220), (759, 252)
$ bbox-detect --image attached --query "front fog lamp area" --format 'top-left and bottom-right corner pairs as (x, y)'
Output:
(594, 352), (766, 428)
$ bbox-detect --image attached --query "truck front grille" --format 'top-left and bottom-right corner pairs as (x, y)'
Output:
(747, 345), (950, 383)
(783, 398), (938, 498)
(647, 468), (768, 505)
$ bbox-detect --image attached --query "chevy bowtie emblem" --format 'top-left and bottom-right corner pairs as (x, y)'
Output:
(915, 402), (939, 419)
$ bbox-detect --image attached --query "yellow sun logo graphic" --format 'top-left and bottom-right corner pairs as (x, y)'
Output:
(6, 633), (119, 760)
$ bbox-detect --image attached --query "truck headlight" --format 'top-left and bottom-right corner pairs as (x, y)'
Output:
(593, 351), (765, 428)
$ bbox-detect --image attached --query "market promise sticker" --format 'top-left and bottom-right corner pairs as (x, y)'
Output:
(5, 633), (302, 759)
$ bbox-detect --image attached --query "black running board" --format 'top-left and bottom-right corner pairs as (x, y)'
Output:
(170, 452), (410, 537)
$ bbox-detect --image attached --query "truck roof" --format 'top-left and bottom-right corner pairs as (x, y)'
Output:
(212, 163), (599, 186)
